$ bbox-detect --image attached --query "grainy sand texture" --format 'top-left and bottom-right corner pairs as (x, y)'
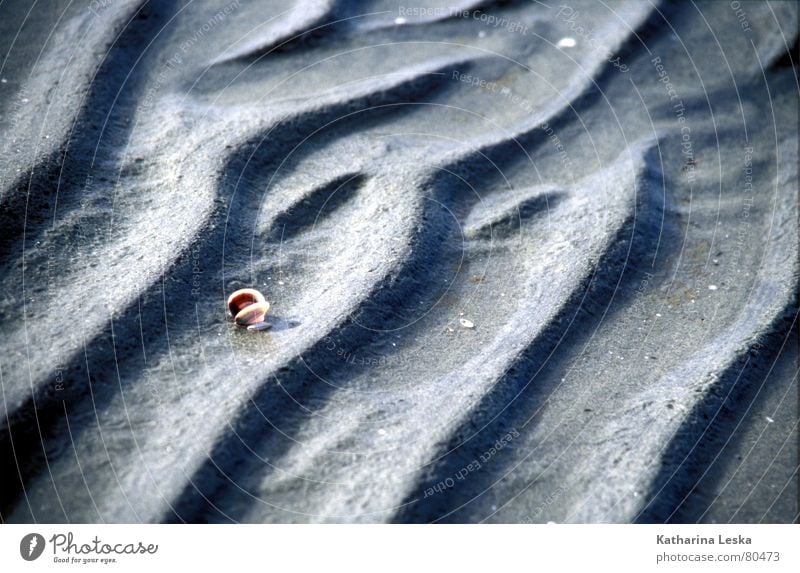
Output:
(0, 0), (798, 523)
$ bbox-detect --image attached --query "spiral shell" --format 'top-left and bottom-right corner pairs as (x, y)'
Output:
(227, 288), (266, 316)
(227, 288), (270, 329)
(234, 301), (270, 326)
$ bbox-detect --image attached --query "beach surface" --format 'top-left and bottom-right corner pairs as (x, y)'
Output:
(0, 0), (797, 523)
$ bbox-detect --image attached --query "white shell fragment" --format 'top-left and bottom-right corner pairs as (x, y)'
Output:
(459, 318), (475, 329)
(247, 322), (273, 332)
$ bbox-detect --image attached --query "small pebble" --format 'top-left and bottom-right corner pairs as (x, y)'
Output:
(708, 284), (718, 290)
(459, 318), (474, 329)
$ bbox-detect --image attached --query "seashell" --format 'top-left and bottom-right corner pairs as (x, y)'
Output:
(227, 288), (271, 331)
(234, 301), (270, 326)
(227, 288), (266, 317)
(459, 318), (474, 329)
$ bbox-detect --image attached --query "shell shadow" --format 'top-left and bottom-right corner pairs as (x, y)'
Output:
(264, 315), (302, 332)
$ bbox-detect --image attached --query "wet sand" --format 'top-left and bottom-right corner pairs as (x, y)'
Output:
(0, 0), (797, 523)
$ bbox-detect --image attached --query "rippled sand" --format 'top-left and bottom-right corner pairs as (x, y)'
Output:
(0, 0), (797, 523)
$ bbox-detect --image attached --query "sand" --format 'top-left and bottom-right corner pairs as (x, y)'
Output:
(0, 0), (797, 523)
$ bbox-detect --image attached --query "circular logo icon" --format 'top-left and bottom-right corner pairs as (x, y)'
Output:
(20, 533), (45, 561)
